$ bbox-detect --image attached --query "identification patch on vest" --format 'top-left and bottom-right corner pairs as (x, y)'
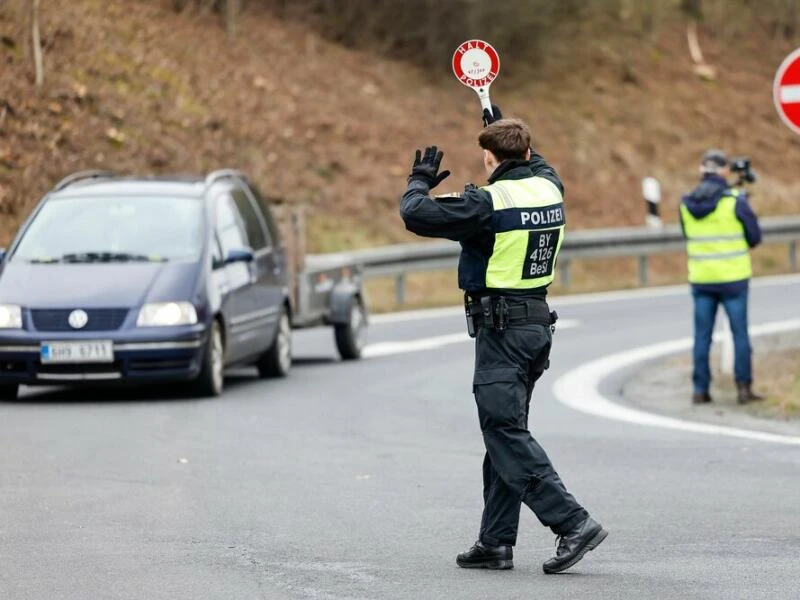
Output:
(522, 229), (560, 279)
(493, 204), (566, 233)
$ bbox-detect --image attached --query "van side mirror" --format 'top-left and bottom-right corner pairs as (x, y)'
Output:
(0, 248), (6, 264)
(224, 248), (255, 265)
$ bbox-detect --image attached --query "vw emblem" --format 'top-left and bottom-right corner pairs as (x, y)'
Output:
(68, 309), (89, 329)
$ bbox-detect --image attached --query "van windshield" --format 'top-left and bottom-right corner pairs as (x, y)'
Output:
(12, 195), (204, 263)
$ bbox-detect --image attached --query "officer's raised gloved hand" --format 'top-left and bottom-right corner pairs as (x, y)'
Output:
(482, 104), (503, 127)
(408, 146), (451, 189)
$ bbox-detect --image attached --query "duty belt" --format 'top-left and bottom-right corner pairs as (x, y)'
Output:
(464, 294), (558, 337)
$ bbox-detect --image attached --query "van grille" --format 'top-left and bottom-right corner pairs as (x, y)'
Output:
(31, 309), (129, 332)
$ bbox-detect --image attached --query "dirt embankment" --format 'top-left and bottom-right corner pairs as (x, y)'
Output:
(2, 1), (799, 253)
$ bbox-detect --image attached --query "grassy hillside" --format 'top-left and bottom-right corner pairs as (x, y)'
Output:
(1, 0), (799, 254)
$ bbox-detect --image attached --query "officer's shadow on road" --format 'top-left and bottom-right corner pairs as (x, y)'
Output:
(4, 357), (341, 404)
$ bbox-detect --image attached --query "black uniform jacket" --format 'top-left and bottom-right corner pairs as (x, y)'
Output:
(399, 153), (565, 297)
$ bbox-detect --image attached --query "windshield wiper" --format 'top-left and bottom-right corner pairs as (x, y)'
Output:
(60, 252), (167, 263)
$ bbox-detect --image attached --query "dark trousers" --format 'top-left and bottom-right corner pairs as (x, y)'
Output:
(473, 321), (587, 546)
(692, 287), (753, 393)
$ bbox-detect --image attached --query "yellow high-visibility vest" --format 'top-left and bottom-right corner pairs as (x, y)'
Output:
(481, 177), (566, 290)
(680, 193), (752, 284)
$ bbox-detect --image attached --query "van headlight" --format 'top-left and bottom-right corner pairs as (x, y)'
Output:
(137, 302), (197, 327)
(0, 304), (22, 329)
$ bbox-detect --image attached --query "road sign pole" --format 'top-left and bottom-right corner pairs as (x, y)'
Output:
(477, 88), (493, 114)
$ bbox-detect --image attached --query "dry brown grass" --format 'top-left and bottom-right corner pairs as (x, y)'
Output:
(716, 349), (800, 418)
(756, 350), (800, 417)
(2, 0), (800, 256)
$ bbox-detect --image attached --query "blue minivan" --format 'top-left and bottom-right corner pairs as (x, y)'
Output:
(0, 170), (296, 399)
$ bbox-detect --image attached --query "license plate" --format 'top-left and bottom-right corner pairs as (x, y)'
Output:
(40, 341), (114, 364)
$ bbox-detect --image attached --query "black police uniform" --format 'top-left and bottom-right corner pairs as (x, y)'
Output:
(400, 152), (596, 562)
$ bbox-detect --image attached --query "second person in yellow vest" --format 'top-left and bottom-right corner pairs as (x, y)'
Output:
(680, 149), (763, 405)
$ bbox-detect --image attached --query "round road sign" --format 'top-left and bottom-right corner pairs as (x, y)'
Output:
(773, 46), (800, 134)
(452, 40), (500, 90)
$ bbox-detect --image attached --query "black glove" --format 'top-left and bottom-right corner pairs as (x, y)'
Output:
(482, 104), (503, 127)
(408, 146), (451, 189)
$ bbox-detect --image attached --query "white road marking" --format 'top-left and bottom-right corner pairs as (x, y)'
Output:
(363, 320), (579, 358)
(363, 332), (470, 358)
(369, 274), (800, 324)
(370, 305), (463, 324)
(552, 319), (800, 446)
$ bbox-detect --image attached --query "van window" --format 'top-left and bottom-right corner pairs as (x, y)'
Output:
(247, 185), (282, 246)
(231, 187), (268, 250)
(215, 194), (249, 255)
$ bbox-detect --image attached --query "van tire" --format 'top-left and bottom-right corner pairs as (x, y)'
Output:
(257, 307), (292, 378)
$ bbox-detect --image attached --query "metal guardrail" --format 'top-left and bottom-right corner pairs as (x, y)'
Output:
(305, 216), (800, 305)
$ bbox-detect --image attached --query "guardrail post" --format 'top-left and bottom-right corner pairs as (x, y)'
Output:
(395, 273), (406, 306)
(790, 241), (798, 272)
(638, 255), (649, 286)
(558, 260), (571, 289)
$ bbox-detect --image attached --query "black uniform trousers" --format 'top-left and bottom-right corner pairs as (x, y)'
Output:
(473, 318), (588, 547)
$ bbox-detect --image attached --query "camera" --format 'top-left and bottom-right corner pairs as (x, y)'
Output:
(730, 157), (757, 186)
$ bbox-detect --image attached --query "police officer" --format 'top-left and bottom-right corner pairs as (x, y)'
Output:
(399, 106), (607, 574)
(680, 149), (763, 405)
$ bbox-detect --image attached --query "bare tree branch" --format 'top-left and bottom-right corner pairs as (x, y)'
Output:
(687, 20), (716, 79)
(32, 0), (44, 88)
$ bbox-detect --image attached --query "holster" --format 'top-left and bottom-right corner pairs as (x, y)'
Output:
(464, 293), (476, 338)
(466, 296), (551, 333)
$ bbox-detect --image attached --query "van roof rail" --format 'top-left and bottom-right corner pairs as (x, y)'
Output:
(204, 169), (246, 187)
(53, 170), (117, 192)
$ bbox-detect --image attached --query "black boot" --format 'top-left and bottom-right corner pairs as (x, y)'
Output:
(456, 541), (513, 570)
(692, 392), (712, 404)
(737, 383), (764, 405)
(543, 517), (608, 574)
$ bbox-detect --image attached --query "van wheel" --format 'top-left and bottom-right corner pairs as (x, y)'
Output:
(193, 320), (224, 397)
(0, 383), (19, 401)
(335, 299), (367, 360)
(257, 307), (291, 378)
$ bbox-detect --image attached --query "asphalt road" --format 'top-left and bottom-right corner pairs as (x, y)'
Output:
(2, 276), (800, 600)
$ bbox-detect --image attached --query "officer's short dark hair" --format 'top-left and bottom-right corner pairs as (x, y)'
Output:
(478, 119), (531, 161)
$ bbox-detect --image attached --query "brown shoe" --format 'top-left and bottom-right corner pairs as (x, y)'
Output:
(737, 383), (764, 405)
(692, 392), (712, 404)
